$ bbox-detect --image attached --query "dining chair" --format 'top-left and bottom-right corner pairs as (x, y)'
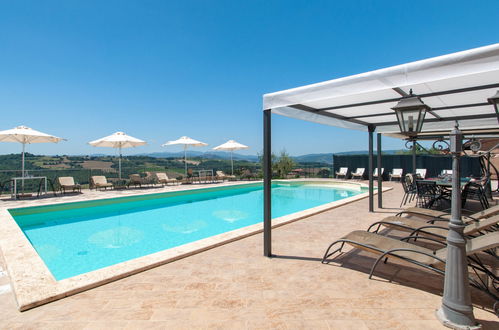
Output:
(415, 180), (441, 209)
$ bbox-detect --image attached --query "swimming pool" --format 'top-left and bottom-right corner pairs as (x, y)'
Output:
(9, 181), (365, 280)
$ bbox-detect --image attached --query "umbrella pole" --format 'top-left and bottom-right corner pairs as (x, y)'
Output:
(119, 145), (122, 180)
(184, 146), (187, 177)
(21, 143), (26, 191)
(231, 150), (234, 176)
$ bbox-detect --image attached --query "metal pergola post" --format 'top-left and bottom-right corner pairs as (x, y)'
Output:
(486, 153), (492, 199)
(412, 139), (417, 174)
(263, 109), (272, 257)
(436, 124), (479, 329)
(368, 126), (374, 212)
(377, 133), (382, 208)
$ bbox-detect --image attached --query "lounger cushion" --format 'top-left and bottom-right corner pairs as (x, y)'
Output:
(58, 177), (76, 186)
(91, 176), (113, 187)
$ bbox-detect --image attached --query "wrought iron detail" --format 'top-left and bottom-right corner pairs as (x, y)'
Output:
(463, 138), (482, 154)
(404, 140), (414, 150)
(432, 139), (450, 154)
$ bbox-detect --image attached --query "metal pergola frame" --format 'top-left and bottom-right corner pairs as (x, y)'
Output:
(262, 83), (499, 257)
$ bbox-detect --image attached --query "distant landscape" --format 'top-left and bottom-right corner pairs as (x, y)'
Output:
(131, 149), (401, 164)
(0, 149), (405, 173)
(0, 151), (337, 190)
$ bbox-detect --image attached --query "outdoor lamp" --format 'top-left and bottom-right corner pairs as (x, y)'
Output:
(392, 90), (430, 136)
(487, 90), (499, 123)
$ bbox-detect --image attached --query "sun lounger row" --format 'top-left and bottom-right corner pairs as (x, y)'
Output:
(90, 173), (184, 190)
(48, 170), (240, 195)
(335, 167), (453, 181)
(322, 205), (499, 304)
(81, 171), (237, 191)
(335, 167), (386, 180)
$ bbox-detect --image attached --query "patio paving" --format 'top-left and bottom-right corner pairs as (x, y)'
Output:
(0, 181), (497, 329)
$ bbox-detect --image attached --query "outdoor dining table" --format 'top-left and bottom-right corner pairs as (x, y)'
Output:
(425, 177), (470, 188)
(11, 176), (48, 200)
(197, 170), (215, 183)
(424, 178), (471, 206)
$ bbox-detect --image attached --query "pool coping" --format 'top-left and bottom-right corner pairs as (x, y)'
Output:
(0, 179), (391, 311)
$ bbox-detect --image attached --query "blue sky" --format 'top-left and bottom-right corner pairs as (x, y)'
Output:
(0, 1), (498, 157)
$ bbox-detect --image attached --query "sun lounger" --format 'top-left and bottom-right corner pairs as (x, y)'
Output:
(415, 168), (427, 179)
(128, 174), (157, 188)
(397, 204), (499, 222)
(90, 176), (114, 190)
(373, 168), (384, 179)
(351, 168), (365, 180)
(335, 167), (348, 179)
(367, 214), (499, 240)
(143, 172), (156, 185)
(216, 170), (235, 182)
(241, 169), (257, 180)
(441, 169), (453, 176)
(57, 176), (81, 194)
(128, 174), (143, 188)
(389, 168), (403, 181)
(322, 230), (499, 300)
(154, 172), (179, 185)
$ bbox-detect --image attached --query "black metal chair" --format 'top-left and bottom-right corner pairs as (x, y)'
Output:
(415, 180), (442, 209)
(462, 181), (490, 210)
(400, 174), (416, 207)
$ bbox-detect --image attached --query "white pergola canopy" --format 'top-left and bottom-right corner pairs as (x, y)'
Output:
(263, 43), (499, 136)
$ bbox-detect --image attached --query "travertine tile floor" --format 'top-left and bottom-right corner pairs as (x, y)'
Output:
(0, 182), (497, 329)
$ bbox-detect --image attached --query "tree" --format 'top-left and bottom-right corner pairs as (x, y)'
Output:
(317, 168), (331, 178)
(275, 150), (295, 178)
(258, 150), (295, 178)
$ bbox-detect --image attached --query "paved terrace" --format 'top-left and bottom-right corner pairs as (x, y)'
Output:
(0, 181), (497, 329)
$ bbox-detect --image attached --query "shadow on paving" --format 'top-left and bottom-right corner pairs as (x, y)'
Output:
(322, 244), (497, 317)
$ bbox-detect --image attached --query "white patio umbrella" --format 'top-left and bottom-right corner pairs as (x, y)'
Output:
(0, 126), (66, 184)
(89, 131), (146, 179)
(213, 140), (249, 175)
(162, 136), (208, 176)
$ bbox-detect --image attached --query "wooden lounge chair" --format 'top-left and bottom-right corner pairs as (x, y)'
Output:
(335, 167), (348, 179)
(154, 172), (179, 185)
(397, 204), (499, 223)
(367, 214), (499, 240)
(415, 168), (427, 179)
(216, 170), (236, 182)
(143, 172), (156, 186)
(57, 176), (81, 194)
(322, 230), (499, 302)
(241, 169), (257, 180)
(128, 174), (142, 188)
(90, 176), (114, 190)
(351, 168), (365, 180)
(389, 168), (403, 181)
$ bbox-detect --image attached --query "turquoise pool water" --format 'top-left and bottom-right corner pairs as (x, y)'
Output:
(9, 182), (365, 280)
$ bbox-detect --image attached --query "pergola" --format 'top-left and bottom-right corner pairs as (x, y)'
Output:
(261, 43), (499, 327)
